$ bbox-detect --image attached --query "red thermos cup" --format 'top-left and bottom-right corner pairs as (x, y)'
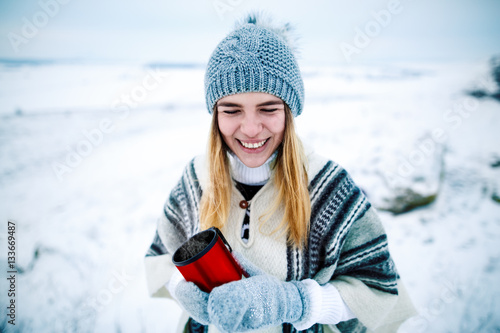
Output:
(172, 227), (244, 292)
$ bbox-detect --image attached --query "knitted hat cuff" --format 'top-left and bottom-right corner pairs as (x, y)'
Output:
(206, 66), (302, 116)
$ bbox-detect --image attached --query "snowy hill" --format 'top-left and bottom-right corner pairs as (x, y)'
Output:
(1, 59), (499, 332)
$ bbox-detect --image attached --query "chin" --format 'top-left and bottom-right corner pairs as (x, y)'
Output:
(239, 155), (268, 168)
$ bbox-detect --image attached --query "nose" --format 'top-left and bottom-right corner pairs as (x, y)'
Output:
(240, 112), (262, 138)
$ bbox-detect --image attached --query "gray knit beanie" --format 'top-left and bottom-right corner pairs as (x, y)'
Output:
(204, 14), (304, 117)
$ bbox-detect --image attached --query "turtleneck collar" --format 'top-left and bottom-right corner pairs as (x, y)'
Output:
(228, 151), (278, 186)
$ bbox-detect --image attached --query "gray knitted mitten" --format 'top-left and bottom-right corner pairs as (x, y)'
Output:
(207, 252), (311, 332)
(175, 280), (210, 325)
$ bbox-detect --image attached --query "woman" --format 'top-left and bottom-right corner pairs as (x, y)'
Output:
(145, 14), (416, 333)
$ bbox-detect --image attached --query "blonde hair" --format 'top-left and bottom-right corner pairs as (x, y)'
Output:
(199, 104), (311, 248)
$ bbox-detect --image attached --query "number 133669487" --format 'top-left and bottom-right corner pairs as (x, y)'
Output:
(7, 220), (17, 269)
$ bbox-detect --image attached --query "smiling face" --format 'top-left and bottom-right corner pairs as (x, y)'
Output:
(216, 92), (286, 168)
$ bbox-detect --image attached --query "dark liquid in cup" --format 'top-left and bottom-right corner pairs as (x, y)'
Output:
(173, 230), (216, 265)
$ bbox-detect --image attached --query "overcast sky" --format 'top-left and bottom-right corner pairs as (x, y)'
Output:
(0, 0), (499, 65)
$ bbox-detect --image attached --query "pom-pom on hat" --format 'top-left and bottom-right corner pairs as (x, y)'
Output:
(204, 13), (304, 117)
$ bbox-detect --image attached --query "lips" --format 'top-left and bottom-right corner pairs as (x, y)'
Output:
(238, 139), (268, 149)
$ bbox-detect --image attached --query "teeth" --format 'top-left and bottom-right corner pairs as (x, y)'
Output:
(240, 139), (267, 149)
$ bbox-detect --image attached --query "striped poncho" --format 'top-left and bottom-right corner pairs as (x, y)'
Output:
(145, 151), (415, 332)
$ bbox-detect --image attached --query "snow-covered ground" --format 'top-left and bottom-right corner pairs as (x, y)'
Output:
(0, 59), (499, 332)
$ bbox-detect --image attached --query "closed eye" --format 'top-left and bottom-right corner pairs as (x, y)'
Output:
(222, 110), (240, 114)
(261, 108), (278, 113)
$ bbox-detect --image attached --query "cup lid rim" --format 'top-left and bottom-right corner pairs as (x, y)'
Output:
(172, 228), (218, 266)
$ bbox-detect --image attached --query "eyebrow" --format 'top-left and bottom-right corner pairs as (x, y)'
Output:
(216, 100), (284, 108)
